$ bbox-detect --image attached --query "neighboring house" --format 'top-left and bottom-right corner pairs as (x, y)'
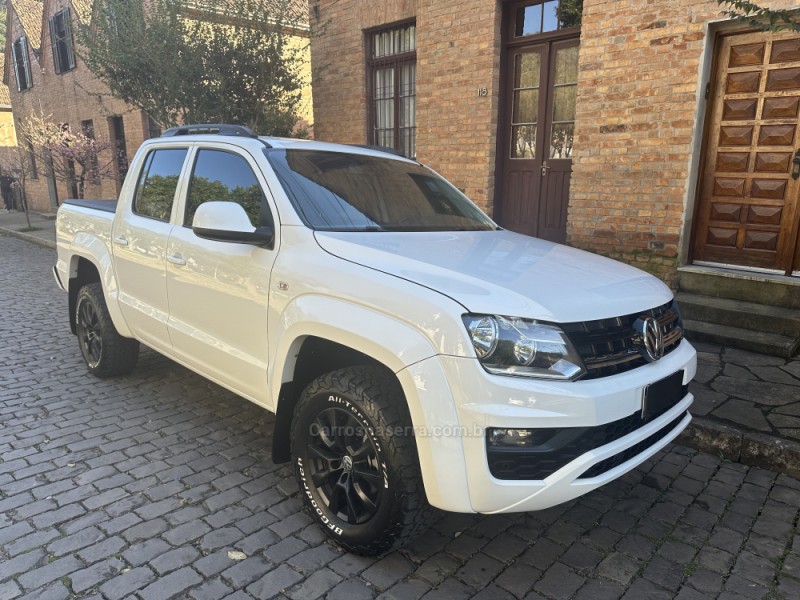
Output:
(309, 0), (800, 356)
(3, 0), (313, 213)
(4, 0), (159, 212)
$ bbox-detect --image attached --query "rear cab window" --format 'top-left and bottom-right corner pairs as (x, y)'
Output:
(132, 148), (189, 222)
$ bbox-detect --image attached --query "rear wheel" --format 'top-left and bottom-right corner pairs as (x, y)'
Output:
(75, 283), (139, 378)
(292, 366), (432, 555)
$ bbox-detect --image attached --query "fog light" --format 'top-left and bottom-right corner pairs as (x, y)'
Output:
(488, 428), (552, 448)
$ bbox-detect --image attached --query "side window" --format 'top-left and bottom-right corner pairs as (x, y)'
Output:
(185, 149), (267, 228)
(133, 148), (188, 222)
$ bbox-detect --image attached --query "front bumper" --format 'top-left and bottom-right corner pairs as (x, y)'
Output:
(417, 339), (696, 514)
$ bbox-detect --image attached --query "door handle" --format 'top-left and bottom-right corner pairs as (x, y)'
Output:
(113, 236), (128, 247)
(792, 150), (800, 180)
(541, 161), (550, 177)
(167, 254), (186, 266)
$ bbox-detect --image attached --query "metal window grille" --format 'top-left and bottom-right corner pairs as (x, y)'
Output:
(368, 23), (416, 159)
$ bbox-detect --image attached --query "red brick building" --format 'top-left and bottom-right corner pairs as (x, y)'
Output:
(309, 0), (800, 288)
(4, 0), (158, 213)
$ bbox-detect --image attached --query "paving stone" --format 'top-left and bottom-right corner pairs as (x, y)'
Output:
(221, 557), (275, 589)
(532, 562), (585, 600)
(495, 564), (540, 599)
(123, 539), (172, 567)
(138, 567), (203, 600)
(70, 558), (127, 593)
(189, 578), (233, 600)
(150, 546), (201, 575)
(246, 565), (304, 599)
(17, 556), (83, 590)
(163, 519), (212, 546)
(200, 526), (245, 551)
(362, 554), (416, 591)
(99, 566), (157, 600)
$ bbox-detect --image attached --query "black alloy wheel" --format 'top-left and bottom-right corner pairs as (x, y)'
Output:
(305, 407), (385, 525)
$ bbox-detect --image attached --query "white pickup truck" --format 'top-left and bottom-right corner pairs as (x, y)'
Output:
(55, 124), (697, 555)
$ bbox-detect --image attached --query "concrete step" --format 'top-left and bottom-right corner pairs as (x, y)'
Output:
(679, 266), (800, 310)
(683, 319), (800, 358)
(676, 292), (800, 338)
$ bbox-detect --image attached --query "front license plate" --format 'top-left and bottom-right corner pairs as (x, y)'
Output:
(641, 370), (684, 421)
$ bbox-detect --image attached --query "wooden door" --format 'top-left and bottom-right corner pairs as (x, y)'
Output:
(693, 31), (800, 275)
(496, 1), (580, 244)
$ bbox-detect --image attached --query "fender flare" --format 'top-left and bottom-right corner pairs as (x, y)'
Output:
(66, 233), (133, 338)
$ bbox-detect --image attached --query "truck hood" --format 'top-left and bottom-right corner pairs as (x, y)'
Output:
(314, 230), (673, 322)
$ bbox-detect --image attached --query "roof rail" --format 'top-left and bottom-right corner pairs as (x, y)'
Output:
(348, 144), (407, 158)
(161, 124), (259, 139)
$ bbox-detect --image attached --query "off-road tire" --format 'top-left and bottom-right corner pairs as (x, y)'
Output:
(75, 283), (139, 378)
(291, 365), (434, 555)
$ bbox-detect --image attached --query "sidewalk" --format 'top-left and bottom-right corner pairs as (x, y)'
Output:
(2, 208), (800, 477)
(0, 208), (57, 248)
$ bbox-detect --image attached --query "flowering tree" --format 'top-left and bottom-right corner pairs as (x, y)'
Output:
(19, 112), (114, 200)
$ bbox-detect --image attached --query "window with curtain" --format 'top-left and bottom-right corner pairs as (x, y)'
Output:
(368, 23), (417, 159)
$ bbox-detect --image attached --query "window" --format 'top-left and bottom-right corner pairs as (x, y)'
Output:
(368, 23), (416, 159)
(50, 8), (76, 74)
(11, 36), (33, 91)
(133, 148), (188, 221)
(185, 150), (267, 228)
(514, 0), (582, 37)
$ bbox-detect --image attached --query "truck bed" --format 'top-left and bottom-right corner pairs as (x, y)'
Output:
(62, 199), (118, 213)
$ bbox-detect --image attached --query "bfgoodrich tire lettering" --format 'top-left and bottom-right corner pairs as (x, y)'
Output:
(75, 283), (139, 378)
(291, 365), (433, 555)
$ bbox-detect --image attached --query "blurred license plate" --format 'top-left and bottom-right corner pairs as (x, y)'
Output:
(642, 370), (684, 421)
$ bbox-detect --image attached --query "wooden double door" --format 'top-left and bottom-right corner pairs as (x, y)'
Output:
(495, 2), (580, 244)
(693, 31), (800, 276)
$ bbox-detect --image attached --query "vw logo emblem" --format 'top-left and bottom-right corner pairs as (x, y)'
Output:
(342, 455), (354, 472)
(634, 316), (664, 362)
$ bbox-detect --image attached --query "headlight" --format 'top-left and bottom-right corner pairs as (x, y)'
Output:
(462, 315), (585, 380)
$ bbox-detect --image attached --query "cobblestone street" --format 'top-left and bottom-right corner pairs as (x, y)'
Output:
(2, 234), (800, 600)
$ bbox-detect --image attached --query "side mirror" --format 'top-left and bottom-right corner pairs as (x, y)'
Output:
(192, 201), (274, 249)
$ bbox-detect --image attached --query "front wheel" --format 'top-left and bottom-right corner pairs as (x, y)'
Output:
(291, 366), (432, 555)
(75, 283), (139, 378)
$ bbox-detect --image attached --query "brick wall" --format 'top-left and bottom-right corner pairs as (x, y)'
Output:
(6, 0), (152, 213)
(569, 0), (797, 285)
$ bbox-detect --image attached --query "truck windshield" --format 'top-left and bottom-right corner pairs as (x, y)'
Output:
(265, 149), (497, 232)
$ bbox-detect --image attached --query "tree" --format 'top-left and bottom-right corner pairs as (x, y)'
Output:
(19, 111), (115, 200)
(717, 1), (800, 31)
(78, 0), (310, 135)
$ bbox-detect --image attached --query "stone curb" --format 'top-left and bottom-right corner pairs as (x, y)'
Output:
(0, 225), (56, 249)
(679, 416), (800, 479)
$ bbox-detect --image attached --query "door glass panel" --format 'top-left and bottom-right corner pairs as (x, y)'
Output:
(511, 51), (541, 159)
(552, 86), (576, 122)
(512, 125), (537, 158)
(516, 52), (541, 88)
(550, 45), (579, 158)
(133, 148), (188, 222)
(513, 89), (539, 123)
(185, 150), (266, 228)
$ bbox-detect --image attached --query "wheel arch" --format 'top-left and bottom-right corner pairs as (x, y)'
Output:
(271, 335), (390, 464)
(64, 233), (131, 337)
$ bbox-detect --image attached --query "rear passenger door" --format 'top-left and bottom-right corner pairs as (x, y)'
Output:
(113, 147), (189, 351)
(165, 146), (278, 404)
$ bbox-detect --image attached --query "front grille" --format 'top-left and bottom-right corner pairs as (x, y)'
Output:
(562, 300), (683, 380)
(487, 385), (688, 480)
(577, 412), (688, 479)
